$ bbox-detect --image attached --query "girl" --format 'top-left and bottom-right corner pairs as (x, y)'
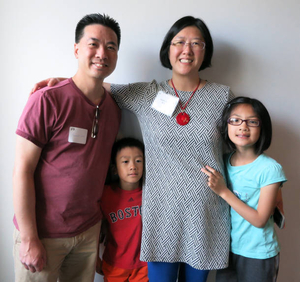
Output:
(202, 97), (287, 282)
(98, 138), (148, 282)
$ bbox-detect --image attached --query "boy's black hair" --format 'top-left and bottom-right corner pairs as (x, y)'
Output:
(111, 137), (144, 165)
(75, 13), (121, 47)
(220, 96), (272, 155)
(160, 16), (213, 71)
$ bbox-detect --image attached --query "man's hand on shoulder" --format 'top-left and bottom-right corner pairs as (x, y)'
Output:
(19, 237), (47, 272)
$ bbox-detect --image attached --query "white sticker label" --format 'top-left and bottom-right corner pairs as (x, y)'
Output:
(68, 127), (88, 144)
(151, 91), (179, 117)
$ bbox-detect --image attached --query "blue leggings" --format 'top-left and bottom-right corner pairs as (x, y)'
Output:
(147, 262), (209, 282)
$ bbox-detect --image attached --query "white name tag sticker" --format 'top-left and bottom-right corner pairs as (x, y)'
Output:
(151, 91), (179, 117)
(68, 127), (88, 144)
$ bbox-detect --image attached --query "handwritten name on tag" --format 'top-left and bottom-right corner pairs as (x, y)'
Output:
(151, 91), (179, 117)
(68, 127), (88, 144)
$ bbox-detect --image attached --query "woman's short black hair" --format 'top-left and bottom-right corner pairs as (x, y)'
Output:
(220, 96), (272, 155)
(160, 16), (213, 71)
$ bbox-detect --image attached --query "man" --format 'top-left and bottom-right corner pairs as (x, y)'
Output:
(13, 13), (121, 282)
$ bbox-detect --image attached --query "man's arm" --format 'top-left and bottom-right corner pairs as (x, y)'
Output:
(13, 135), (47, 273)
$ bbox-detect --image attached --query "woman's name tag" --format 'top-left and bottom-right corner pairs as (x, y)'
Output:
(151, 91), (179, 117)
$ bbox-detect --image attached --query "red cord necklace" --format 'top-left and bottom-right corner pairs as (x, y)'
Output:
(171, 78), (201, 126)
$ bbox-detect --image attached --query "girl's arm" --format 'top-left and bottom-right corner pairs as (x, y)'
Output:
(202, 165), (280, 228)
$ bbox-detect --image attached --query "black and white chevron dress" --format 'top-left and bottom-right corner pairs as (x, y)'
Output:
(111, 80), (233, 270)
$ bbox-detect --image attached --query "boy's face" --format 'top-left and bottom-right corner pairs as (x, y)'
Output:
(116, 147), (144, 190)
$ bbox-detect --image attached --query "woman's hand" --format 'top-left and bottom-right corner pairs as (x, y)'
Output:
(201, 165), (228, 196)
(30, 78), (112, 96)
(30, 78), (66, 95)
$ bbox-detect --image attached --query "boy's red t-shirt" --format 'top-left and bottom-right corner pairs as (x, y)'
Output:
(100, 185), (146, 269)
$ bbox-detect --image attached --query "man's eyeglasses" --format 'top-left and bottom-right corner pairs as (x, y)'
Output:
(227, 117), (260, 127)
(170, 40), (205, 50)
(91, 106), (100, 138)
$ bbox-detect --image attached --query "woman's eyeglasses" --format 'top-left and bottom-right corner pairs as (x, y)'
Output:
(170, 40), (205, 50)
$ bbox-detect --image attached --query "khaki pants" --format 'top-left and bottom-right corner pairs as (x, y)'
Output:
(13, 221), (101, 282)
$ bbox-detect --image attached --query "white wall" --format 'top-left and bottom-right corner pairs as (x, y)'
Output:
(1, 0), (299, 281)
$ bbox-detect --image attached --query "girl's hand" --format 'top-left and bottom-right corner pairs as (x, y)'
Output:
(201, 165), (228, 196)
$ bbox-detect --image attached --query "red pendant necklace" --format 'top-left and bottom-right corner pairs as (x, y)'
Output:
(171, 78), (201, 126)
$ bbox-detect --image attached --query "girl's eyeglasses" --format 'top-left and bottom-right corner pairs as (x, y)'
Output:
(227, 117), (260, 127)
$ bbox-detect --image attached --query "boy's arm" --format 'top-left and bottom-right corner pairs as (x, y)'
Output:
(13, 136), (47, 272)
(96, 235), (103, 275)
(96, 218), (109, 276)
(95, 256), (103, 275)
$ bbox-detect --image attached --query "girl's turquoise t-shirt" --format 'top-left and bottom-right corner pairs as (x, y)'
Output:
(225, 153), (287, 259)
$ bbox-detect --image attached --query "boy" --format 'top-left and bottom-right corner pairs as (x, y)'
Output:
(98, 138), (148, 282)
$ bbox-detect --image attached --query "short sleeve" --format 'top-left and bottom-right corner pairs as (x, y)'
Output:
(259, 162), (287, 188)
(16, 91), (56, 148)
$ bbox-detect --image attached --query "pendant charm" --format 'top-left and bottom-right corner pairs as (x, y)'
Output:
(176, 112), (190, 126)
(171, 79), (201, 127)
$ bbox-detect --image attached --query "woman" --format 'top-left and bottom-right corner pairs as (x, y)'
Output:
(32, 16), (234, 282)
